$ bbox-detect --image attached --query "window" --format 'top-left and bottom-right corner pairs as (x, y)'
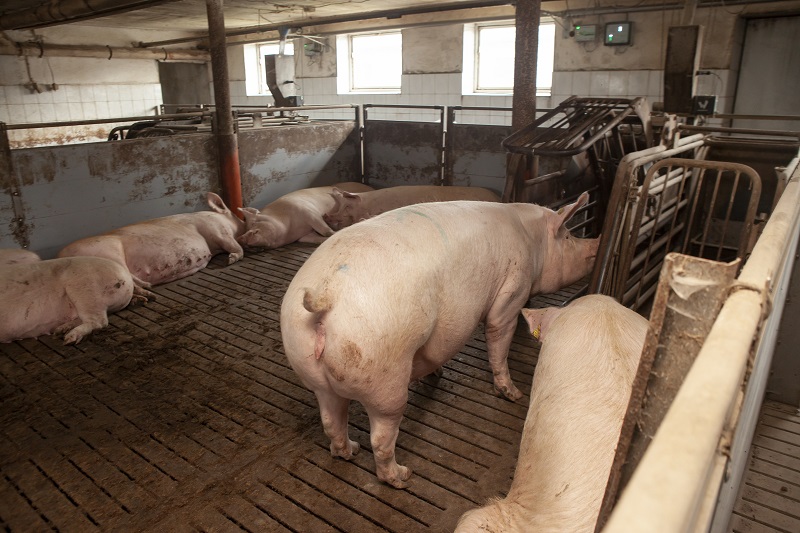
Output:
(337, 31), (402, 94)
(463, 21), (556, 95)
(244, 41), (295, 96)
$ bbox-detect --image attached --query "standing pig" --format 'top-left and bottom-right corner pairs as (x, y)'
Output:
(280, 193), (599, 488)
(237, 182), (374, 249)
(57, 192), (245, 287)
(0, 256), (155, 344)
(454, 295), (648, 533)
(0, 248), (41, 265)
(322, 185), (501, 230)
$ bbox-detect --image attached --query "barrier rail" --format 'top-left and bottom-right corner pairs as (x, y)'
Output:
(603, 159), (800, 533)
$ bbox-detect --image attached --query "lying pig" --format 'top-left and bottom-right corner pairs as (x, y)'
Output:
(280, 193), (599, 488)
(0, 248), (41, 265)
(455, 295), (648, 532)
(237, 182), (374, 249)
(0, 256), (155, 345)
(323, 185), (501, 230)
(58, 192), (245, 287)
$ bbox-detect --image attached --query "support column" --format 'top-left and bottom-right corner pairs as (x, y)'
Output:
(504, 0), (541, 202)
(511, 0), (541, 132)
(206, 0), (243, 216)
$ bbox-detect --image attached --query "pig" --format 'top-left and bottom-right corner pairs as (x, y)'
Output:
(0, 256), (155, 345)
(57, 192), (245, 287)
(0, 248), (41, 265)
(322, 185), (501, 230)
(237, 182), (375, 249)
(454, 294), (648, 533)
(280, 193), (599, 488)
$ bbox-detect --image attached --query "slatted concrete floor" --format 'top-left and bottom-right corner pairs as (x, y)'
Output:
(730, 401), (800, 533)
(0, 243), (584, 533)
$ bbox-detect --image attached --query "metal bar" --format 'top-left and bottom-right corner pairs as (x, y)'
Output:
(716, 171), (740, 261)
(206, 0), (242, 216)
(604, 165), (800, 533)
(0, 41), (209, 61)
(681, 167), (707, 255)
(678, 124), (799, 139)
(523, 169), (566, 186)
(137, 0), (516, 48)
(6, 112), (209, 130)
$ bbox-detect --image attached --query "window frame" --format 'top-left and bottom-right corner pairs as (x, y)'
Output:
(336, 31), (402, 95)
(462, 19), (556, 96)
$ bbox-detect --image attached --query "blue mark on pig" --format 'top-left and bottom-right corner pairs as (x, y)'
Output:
(338, 264), (349, 272)
(397, 208), (448, 243)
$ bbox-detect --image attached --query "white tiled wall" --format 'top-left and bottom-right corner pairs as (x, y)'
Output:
(230, 68), (737, 127)
(551, 70), (665, 107)
(0, 83), (163, 125)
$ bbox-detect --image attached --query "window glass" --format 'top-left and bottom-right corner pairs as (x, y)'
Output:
(350, 32), (402, 91)
(469, 21), (556, 95)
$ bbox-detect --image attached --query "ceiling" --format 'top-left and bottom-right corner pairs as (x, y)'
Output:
(0, 0), (516, 34)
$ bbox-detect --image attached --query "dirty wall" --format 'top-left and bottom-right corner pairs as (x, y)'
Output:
(0, 121), (360, 258)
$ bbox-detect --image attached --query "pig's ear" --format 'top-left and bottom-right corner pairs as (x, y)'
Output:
(206, 192), (230, 213)
(521, 308), (549, 340)
(238, 206), (260, 225)
(329, 188), (345, 204)
(521, 306), (564, 341)
(552, 191), (589, 235)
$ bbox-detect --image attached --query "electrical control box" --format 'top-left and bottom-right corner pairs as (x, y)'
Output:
(604, 21), (632, 46)
(574, 24), (597, 42)
(692, 95), (716, 115)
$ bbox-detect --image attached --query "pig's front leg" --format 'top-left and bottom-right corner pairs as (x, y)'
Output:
(297, 231), (329, 244)
(484, 315), (523, 401)
(307, 214), (336, 238)
(212, 230), (245, 265)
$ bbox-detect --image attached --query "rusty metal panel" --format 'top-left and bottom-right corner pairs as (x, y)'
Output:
(2, 134), (219, 258)
(364, 121), (443, 187)
(445, 123), (509, 196)
(596, 252), (740, 531)
(237, 121), (359, 207)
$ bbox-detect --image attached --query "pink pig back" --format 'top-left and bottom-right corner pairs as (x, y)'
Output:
(456, 295), (648, 533)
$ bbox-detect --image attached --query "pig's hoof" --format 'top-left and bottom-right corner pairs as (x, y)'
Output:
(63, 332), (83, 345)
(382, 466), (412, 489)
(494, 383), (523, 402)
(228, 253), (243, 265)
(331, 440), (360, 460)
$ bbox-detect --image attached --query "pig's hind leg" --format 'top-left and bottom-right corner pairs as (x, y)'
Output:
(315, 389), (360, 459)
(59, 290), (115, 345)
(364, 394), (412, 489)
(61, 311), (109, 345)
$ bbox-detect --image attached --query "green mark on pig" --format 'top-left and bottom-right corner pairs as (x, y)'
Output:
(338, 264), (349, 272)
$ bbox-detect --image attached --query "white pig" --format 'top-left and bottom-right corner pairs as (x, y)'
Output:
(237, 182), (374, 249)
(454, 294), (648, 533)
(0, 257), (155, 344)
(280, 193), (599, 488)
(0, 248), (41, 265)
(322, 185), (501, 230)
(57, 192), (245, 287)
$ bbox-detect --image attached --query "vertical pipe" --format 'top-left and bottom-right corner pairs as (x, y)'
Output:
(511, 0), (541, 132)
(206, 0), (243, 216)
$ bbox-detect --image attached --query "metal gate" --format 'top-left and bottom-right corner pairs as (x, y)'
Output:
(591, 140), (763, 310)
